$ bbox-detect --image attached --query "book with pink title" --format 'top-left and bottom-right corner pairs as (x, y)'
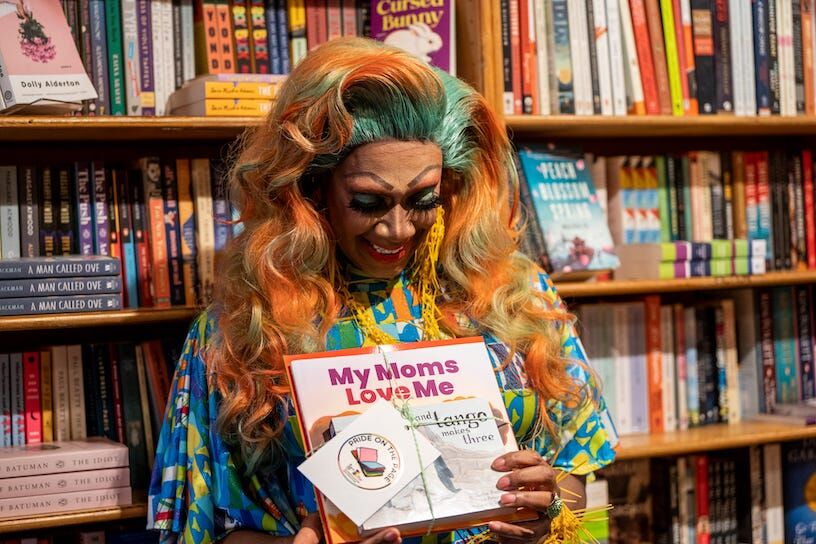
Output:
(0, 466), (130, 499)
(0, 486), (131, 519)
(0, 0), (97, 112)
(285, 337), (532, 544)
(369, 0), (455, 74)
(0, 438), (128, 479)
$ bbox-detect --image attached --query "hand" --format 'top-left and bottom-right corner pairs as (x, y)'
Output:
(361, 527), (402, 544)
(221, 513), (323, 544)
(487, 450), (558, 542)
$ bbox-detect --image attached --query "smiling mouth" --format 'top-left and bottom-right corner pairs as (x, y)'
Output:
(362, 239), (410, 263)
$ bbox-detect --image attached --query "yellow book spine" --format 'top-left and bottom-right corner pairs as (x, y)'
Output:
(660, 0), (685, 115)
(200, 81), (282, 99)
(202, 99), (273, 116)
(288, 0), (307, 65)
(40, 350), (53, 443)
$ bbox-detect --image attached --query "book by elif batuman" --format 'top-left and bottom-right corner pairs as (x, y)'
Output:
(0, 0), (97, 113)
(0, 437), (128, 479)
(285, 337), (534, 544)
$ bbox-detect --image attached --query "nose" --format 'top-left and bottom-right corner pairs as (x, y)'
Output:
(374, 206), (416, 242)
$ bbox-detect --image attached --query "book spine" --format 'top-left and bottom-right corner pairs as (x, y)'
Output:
(0, 257), (121, 280)
(519, 0), (539, 114)
(39, 350), (52, 443)
(552, 0), (575, 113)
(265, 0), (281, 74)
(0, 295), (123, 316)
(232, 0), (252, 73)
(91, 163), (110, 256)
(713, 304), (728, 422)
(140, 157), (171, 307)
(74, 163), (93, 256)
(692, 0), (717, 113)
(116, 344), (149, 490)
(81, 345), (101, 438)
(794, 0), (807, 113)
(0, 487), (132, 520)
(674, 304), (689, 430)
(107, 345), (125, 444)
(121, 0), (143, 116)
(341, 0), (357, 36)
(171, 0), (184, 89)
(131, 174), (153, 307)
(105, 0), (126, 115)
(662, 0), (686, 114)
(39, 168), (56, 257)
(55, 168), (75, 256)
(711, 0), (733, 113)
(114, 170), (138, 307)
(51, 347), (70, 442)
(0, 354), (10, 447)
(756, 152), (774, 267)
(696, 455), (711, 544)
(796, 285), (815, 399)
(802, 0), (814, 114)
(772, 287), (799, 404)
(79, 0), (95, 115)
(175, 159), (197, 306)
(792, 153), (808, 269)
(216, 0), (236, 72)
(66, 345), (86, 441)
(0, 167), (20, 259)
(0, 277), (122, 300)
(150, 0), (166, 115)
(804, 150), (816, 268)
(764, 443), (785, 544)
(17, 167), (39, 258)
(9, 354), (23, 446)
(729, 0), (744, 115)
(192, 158), (215, 305)
(674, 0), (693, 113)
(136, 0), (156, 115)
(134, 345), (155, 466)
(645, 296), (665, 433)
(644, 0), (673, 114)
(161, 163), (185, 305)
(181, 0), (195, 82)
(609, 0), (630, 115)
(779, 0), (797, 115)
(276, 0), (291, 72)
(22, 352), (41, 445)
(768, 0), (781, 113)
(0, 467), (130, 500)
(89, 0), (110, 115)
(249, 0), (270, 74)
(754, 0), (772, 114)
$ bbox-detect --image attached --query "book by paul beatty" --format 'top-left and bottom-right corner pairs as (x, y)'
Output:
(285, 337), (532, 544)
(369, 0), (455, 74)
(0, 0), (97, 113)
(517, 146), (620, 278)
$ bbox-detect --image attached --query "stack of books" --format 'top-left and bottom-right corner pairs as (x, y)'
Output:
(0, 438), (131, 520)
(614, 240), (768, 280)
(0, 256), (122, 316)
(166, 74), (286, 117)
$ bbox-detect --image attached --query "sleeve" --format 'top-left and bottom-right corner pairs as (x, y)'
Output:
(147, 313), (301, 543)
(534, 272), (619, 476)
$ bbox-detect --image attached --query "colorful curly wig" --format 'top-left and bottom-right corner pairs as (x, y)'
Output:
(213, 37), (591, 470)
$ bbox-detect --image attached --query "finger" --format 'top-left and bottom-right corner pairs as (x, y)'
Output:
(361, 527), (401, 544)
(496, 464), (557, 491)
(487, 520), (537, 539)
(293, 514), (323, 544)
(491, 450), (545, 472)
(499, 490), (557, 511)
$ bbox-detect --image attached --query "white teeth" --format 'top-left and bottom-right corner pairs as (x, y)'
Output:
(370, 242), (403, 255)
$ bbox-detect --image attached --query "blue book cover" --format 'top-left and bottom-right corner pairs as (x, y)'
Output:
(116, 169), (139, 308)
(772, 287), (800, 404)
(753, 0), (771, 114)
(783, 439), (816, 543)
(266, 0), (281, 73)
(517, 147), (619, 275)
(275, 0), (291, 74)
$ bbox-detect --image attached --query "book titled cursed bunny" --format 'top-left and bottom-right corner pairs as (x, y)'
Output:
(369, 0), (455, 74)
(285, 337), (533, 544)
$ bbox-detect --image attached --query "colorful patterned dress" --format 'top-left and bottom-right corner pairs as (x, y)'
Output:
(147, 270), (618, 543)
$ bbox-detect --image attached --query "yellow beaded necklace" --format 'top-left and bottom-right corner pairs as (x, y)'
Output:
(340, 208), (446, 345)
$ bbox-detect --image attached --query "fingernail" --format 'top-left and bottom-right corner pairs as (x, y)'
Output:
(496, 476), (511, 490)
(488, 522), (500, 532)
(385, 530), (399, 541)
(500, 494), (516, 506)
(492, 458), (506, 470)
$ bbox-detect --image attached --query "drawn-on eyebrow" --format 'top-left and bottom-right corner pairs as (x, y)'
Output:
(344, 164), (442, 190)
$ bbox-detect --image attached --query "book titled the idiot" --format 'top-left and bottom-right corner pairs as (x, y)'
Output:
(285, 337), (535, 544)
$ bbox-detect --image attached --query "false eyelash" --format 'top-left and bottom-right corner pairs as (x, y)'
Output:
(409, 194), (442, 211)
(347, 200), (390, 215)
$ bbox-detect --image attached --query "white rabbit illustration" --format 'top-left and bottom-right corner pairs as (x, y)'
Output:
(383, 22), (443, 64)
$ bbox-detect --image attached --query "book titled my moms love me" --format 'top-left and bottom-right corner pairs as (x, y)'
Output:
(0, 0), (96, 113)
(285, 337), (533, 544)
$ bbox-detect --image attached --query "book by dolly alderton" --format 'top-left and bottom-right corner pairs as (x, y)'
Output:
(285, 337), (534, 544)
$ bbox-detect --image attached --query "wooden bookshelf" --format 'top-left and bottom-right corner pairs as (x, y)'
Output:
(616, 421), (816, 460)
(0, 307), (199, 332)
(505, 115), (816, 138)
(0, 503), (147, 535)
(556, 270), (816, 298)
(0, 117), (258, 141)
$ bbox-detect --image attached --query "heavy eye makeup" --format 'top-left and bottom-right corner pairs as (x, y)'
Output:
(347, 186), (441, 216)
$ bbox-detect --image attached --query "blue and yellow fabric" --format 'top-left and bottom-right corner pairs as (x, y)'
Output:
(147, 271), (618, 543)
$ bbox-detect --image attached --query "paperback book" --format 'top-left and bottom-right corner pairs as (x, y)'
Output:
(285, 337), (532, 544)
(0, 438), (128, 479)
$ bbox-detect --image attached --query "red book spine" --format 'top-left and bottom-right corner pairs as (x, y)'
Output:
(22, 353), (41, 445)
(695, 455), (711, 544)
(108, 346), (126, 444)
(508, 0), (523, 114)
(630, 0), (661, 114)
(341, 0), (357, 36)
(305, 0), (328, 50)
(518, 0), (538, 114)
(643, 0), (673, 114)
(803, 150), (816, 269)
(198, 1), (222, 74)
(231, 0), (252, 73)
(645, 295), (664, 433)
(326, 0), (342, 40)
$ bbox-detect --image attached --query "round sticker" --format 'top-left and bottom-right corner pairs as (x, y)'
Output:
(337, 433), (402, 490)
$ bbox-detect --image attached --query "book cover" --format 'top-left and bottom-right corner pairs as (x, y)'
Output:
(0, 293), (122, 316)
(285, 337), (529, 544)
(516, 147), (619, 276)
(783, 439), (816, 543)
(369, 0), (455, 74)
(0, 486), (131, 519)
(0, 466), (130, 499)
(0, 0), (96, 111)
(0, 255), (120, 280)
(0, 437), (128, 479)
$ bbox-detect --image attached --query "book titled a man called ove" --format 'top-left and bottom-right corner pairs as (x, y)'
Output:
(285, 337), (535, 544)
(0, 0), (96, 113)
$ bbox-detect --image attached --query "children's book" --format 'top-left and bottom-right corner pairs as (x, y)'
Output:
(0, 0), (96, 113)
(285, 337), (533, 544)
(516, 146), (620, 279)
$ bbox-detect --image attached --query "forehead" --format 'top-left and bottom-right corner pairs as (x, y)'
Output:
(338, 140), (443, 177)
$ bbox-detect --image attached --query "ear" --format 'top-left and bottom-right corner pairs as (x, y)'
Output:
(408, 23), (428, 36)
